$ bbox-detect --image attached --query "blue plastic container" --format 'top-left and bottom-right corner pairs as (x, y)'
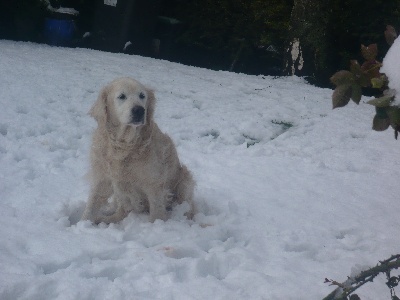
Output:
(44, 18), (75, 46)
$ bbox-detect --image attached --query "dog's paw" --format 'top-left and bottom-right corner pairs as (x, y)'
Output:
(149, 211), (168, 223)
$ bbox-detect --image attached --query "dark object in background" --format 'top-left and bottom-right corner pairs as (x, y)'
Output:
(91, 0), (162, 55)
(44, 8), (78, 46)
(44, 18), (76, 46)
(9, 0), (48, 42)
(0, 2), (16, 39)
(154, 16), (183, 59)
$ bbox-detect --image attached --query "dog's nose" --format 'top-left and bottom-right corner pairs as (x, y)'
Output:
(130, 106), (145, 124)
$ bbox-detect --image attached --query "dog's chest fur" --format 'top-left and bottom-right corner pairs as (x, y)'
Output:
(104, 129), (177, 188)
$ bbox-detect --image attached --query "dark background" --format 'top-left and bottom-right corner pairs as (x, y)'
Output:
(1, 0), (399, 87)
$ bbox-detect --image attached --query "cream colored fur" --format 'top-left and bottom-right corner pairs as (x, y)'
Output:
(81, 77), (195, 224)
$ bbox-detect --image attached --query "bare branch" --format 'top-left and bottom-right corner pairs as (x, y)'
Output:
(323, 255), (400, 300)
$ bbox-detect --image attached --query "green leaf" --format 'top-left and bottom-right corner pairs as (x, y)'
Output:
(350, 60), (361, 74)
(350, 60), (369, 87)
(332, 84), (352, 109)
(330, 70), (355, 86)
(372, 115), (390, 131)
(370, 76), (385, 89)
(351, 84), (362, 104)
(384, 25), (397, 46)
(367, 95), (394, 107)
(386, 107), (400, 127)
(361, 44), (378, 61)
(361, 60), (382, 80)
(376, 107), (389, 118)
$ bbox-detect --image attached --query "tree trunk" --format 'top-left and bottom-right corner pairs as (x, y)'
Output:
(284, 0), (330, 83)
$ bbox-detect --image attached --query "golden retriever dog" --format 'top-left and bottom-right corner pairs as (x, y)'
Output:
(81, 77), (195, 224)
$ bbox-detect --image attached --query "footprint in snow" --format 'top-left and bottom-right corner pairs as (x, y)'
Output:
(0, 123), (8, 136)
(16, 106), (28, 114)
(193, 100), (202, 110)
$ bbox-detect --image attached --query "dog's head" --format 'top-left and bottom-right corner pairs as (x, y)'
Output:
(90, 77), (155, 128)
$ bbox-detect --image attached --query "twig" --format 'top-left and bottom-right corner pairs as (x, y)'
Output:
(323, 255), (400, 300)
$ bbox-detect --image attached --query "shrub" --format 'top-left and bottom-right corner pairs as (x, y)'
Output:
(330, 26), (400, 139)
(170, 0), (293, 73)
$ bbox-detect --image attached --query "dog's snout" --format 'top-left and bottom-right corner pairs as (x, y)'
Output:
(130, 106), (145, 124)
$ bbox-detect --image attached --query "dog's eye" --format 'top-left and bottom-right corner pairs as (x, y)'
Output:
(118, 93), (126, 100)
(139, 92), (145, 100)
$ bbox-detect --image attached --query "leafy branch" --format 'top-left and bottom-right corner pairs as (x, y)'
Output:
(330, 25), (400, 139)
(323, 254), (400, 300)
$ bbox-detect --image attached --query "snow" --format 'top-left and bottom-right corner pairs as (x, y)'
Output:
(47, 5), (80, 16)
(0, 40), (399, 299)
(123, 41), (132, 51)
(381, 37), (400, 104)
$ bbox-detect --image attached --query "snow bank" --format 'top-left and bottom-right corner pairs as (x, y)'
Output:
(0, 40), (399, 300)
(381, 37), (400, 103)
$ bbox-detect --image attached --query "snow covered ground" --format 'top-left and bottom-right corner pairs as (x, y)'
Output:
(0, 40), (399, 299)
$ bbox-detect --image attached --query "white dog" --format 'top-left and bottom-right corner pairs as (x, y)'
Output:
(81, 77), (195, 224)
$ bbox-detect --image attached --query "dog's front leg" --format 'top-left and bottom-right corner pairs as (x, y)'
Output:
(95, 202), (129, 224)
(147, 189), (168, 222)
(82, 180), (113, 223)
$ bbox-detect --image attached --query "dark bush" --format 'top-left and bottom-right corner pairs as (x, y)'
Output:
(168, 0), (293, 75)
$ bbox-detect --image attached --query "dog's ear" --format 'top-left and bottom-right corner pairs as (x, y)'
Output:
(90, 86), (109, 124)
(146, 88), (156, 123)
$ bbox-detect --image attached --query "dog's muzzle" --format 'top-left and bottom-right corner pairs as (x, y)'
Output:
(130, 105), (145, 125)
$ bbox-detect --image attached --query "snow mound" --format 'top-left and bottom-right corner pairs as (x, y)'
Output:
(381, 37), (400, 103)
(0, 41), (399, 299)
